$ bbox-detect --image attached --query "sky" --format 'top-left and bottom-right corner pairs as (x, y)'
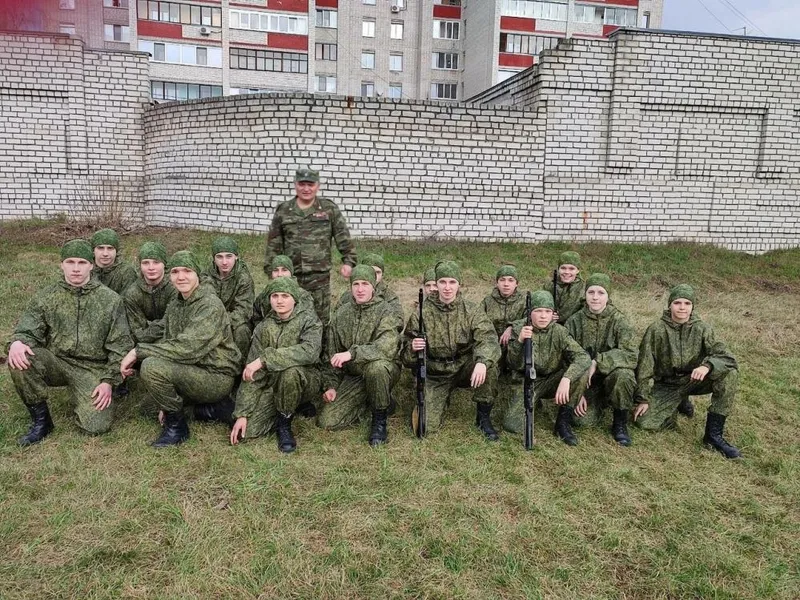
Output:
(662, 0), (800, 40)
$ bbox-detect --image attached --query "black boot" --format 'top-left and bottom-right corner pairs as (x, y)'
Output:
(151, 411), (190, 447)
(194, 397), (235, 425)
(677, 397), (695, 418)
(296, 402), (317, 418)
(18, 402), (54, 446)
(554, 405), (578, 446)
(703, 413), (741, 459)
(475, 402), (499, 441)
(369, 409), (388, 446)
(275, 413), (296, 454)
(611, 409), (632, 447)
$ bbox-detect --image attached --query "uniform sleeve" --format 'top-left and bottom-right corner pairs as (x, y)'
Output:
(264, 208), (285, 273)
(137, 301), (229, 365)
(634, 325), (657, 404)
(330, 204), (357, 267)
(702, 325), (738, 376)
(102, 296), (134, 385)
(9, 291), (49, 350)
(595, 315), (639, 374)
(321, 323), (342, 391)
(470, 306), (501, 368)
(559, 327), (591, 382)
(351, 310), (400, 364)
(386, 292), (405, 333)
(252, 291), (267, 328)
(228, 270), (255, 330)
(261, 315), (322, 373)
(506, 319), (526, 371)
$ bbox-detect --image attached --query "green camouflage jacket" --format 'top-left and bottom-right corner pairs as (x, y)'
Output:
(481, 288), (527, 337)
(402, 292), (501, 376)
(252, 279), (315, 327)
(9, 277), (133, 385)
(336, 280), (404, 332)
(542, 276), (585, 324)
(137, 283), (241, 377)
(204, 260), (254, 330)
(93, 258), (138, 296)
(635, 310), (738, 404)
(565, 304), (638, 375)
(507, 320), (591, 381)
(122, 275), (177, 343)
(264, 196), (357, 287)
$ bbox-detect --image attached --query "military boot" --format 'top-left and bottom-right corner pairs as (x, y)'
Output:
(151, 411), (190, 447)
(703, 413), (741, 459)
(194, 397), (235, 425)
(475, 402), (499, 441)
(611, 409), (632, 447)
(554, 405), (578, 446)
(18, 402), (55, 447)
(275, 413), (296, 454)
(677, 397), (695, 418)
(369, 409), (388, 446)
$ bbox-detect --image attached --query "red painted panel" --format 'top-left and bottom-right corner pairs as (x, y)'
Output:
(267, 0), (308, 13)
(315, 0), (338, 6)
(603, 24), (621, 36)
(433, 5), (461, 19)
(137, 20), (183, 40)
(499, 16), (535, 32)
(267, 33), (308, 51)
(583, 0), (638, 5)
(498, 53), (534, 68)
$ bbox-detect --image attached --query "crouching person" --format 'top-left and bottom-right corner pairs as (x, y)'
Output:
(505, 291), (590, 446)
(120, 251), (241, 447)
(7, 239), (133, 444)
(634, 284), (741, 458)
(230, 277), (322, 453)
(318, 265), (400, 446)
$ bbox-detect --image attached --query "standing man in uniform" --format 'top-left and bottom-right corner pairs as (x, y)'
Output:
(264, 167), (357, 328)
(91, 228), (137, 295)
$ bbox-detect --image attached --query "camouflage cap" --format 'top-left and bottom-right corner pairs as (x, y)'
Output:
(269, 255), (295, 276)
(435, 260), (461, 283)
(496, 265), (518, 281)
(266, 275), (300, 302)
(423, 267), (437, 284)
(139, 241), (167, 264)
(668, 284), (696, 306)
(350, 264), (377, 287)
(559, 251), (581, 268)
(585, 273), (611, 295)
(91, 228), (120, 249)
(531, 290), (555, 310)
(295, 167), (320, 183)
(211, 236), (239, 256)
(61, 239), (94, 263)
(167, 250), (201, 275)
(360, 252), (385, 272)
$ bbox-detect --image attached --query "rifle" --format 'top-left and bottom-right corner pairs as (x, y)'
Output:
(412, 288), (427, 438)
(552, 269), (559, 310)
(523, 291), (536, 450)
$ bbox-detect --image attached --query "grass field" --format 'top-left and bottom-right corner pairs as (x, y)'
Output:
(0, 219), (798, 599)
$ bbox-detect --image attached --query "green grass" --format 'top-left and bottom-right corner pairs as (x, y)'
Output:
(0, 220), (798, 599)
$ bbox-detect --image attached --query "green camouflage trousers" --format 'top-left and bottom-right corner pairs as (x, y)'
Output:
(9, 347), (115, 434)
(232, 323), (252, 367)
(503, 368), (589, 434)
(318, 360), (400, 430)
(296, 273), (331, 327)
(573, 368), (636, 428)
(635, 370), (739, 431)
(235, 366), (320, 439)
(140, 357), (236, 413)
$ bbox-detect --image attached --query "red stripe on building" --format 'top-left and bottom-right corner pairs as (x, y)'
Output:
(498, 53), (534, 68)
(603, 25), (621, 36)
(315, 0), (337, 6)
(499, 16), (535, 32)
(137, 20), (183, 40)
(433, 5), (461, 19)
(267, 0), (308, 13)
(583, 0), (638, 6)
(267, 33), (308, 51)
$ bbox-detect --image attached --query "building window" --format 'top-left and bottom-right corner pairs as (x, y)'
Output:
(361, 82), (375, 97)
(140, 40), (223, 67)
(316, 75), (337, 93)
(431, 83), (457, 100)
(499, 33), (559, 54)
(501, 0), (568, 21)
(315, 9), (337, 28)
(105, 24), (130, 42)
(434, 0), (461, 5)
(230, 48), (309, 73)
(196, 47), (207, 66)
(315, 43), (337, 61)
(59, 24), (76, 34)
(362, 19), (376, 37)
(151, 80), (222, 101)
(432, 52), (459, 70)
(604, 7), (637, 26)
(138, 1), (221, 27)
(433, 20), (459, 40)
(395, 0), (405, 7)
(230, 10), (308, 34)
(388, 83), (403, 99)
(573, 5), (603, 24)
(641, 12), (651, 28)
(363, 0), (376, 4)
(390, 21), (404, 39)
(389, 53), (403, 71)
(59, 0), (75, 9)
(361, 51), (375, 69)
(104, 0), (129, 7)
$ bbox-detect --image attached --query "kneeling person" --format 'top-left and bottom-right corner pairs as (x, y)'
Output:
(91, 228), (137, 295)
(253, 255), (315, 327)
(120, 251), (241, 447)
(565, 274), (637, 446)
(123, 241), (177, 343)
(7, 239), (133, 444)
(318, 265), (400, 446)
(633, 284), (741, 458)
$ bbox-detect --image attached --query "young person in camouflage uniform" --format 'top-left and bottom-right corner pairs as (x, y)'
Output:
(505, 290), (591, 446)
(634, 284), (741, 458)
(204, 236), (254, 362)
(231, 277), (322, 453)
(120, 251), (241, 447)
(422, 267), (438, 297)
(122, 241), (177, 344)
(253, 255), (315, 327)
(336, 252), (404, 333)
(264, 167), (357, 327)
(565, 273), (637, 446)
(7, 239), (133, 445)
(318, 265), (401, 446)
(404, 260), (501, 440)
(542, 251), (585, 325)
(482, 265), (527, 357)
(91, 228), (137, 295)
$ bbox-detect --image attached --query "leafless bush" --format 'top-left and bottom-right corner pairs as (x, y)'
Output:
(67, 179), (145, 234)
